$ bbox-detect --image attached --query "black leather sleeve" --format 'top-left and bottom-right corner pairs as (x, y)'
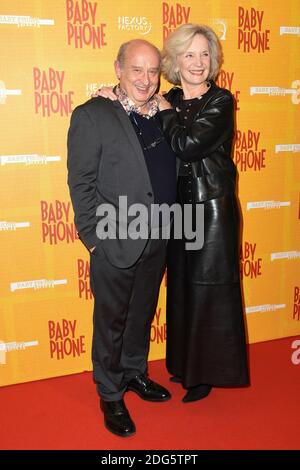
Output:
(159, 90), (234, 162)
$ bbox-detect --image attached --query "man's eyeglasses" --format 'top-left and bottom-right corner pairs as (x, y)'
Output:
(130, 113), (165, 152)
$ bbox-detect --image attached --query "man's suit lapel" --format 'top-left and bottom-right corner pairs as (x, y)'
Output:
(112, 101), (152, 188)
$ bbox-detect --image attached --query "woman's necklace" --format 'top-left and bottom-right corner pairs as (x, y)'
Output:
(183, 81), (212, 101)
(197, 80), (211, 99)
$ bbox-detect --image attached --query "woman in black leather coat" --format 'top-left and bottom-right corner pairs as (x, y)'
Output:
(158, 24), (249, 402)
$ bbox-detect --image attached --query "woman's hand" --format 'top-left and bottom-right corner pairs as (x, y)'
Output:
(156, 94), (173, 111)
(92, 86), (117, 100)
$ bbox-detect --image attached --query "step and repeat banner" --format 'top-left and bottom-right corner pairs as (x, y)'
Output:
(0, 0), (299, 386)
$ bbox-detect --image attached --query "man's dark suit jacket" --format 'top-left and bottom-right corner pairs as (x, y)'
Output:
(67, 97), (155, 268)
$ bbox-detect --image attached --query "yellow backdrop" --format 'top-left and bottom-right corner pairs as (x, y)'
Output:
(0, 0), (299, 386)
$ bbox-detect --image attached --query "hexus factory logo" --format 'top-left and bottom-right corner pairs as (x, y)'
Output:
(118, 16), (152, 35)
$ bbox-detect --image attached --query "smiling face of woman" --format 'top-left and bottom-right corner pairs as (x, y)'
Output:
(176, 34), (211, 94)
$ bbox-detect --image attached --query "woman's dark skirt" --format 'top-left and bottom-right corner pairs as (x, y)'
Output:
(166, 191), (249, 388)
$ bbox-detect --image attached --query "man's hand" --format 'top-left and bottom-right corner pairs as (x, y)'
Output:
(92, 86), (117, 100)
(155, 94), (173, 111)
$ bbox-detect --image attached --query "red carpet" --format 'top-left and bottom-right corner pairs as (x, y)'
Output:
(0, 336), (299, 450)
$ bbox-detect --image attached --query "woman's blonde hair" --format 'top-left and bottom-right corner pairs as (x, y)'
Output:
(162, 23), (222, 85)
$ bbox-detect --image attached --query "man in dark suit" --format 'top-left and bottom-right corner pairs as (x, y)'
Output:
(67, 39), (177, 437)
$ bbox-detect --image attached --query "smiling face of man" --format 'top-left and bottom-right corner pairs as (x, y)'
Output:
(115, 40), (160, 110)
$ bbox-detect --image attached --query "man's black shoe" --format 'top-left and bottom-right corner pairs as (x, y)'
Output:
(127, 374), (171, 402)
(100, 398), (136, 437)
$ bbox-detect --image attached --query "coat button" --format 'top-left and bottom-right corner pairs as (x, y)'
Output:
(147, 192), (153, 197)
